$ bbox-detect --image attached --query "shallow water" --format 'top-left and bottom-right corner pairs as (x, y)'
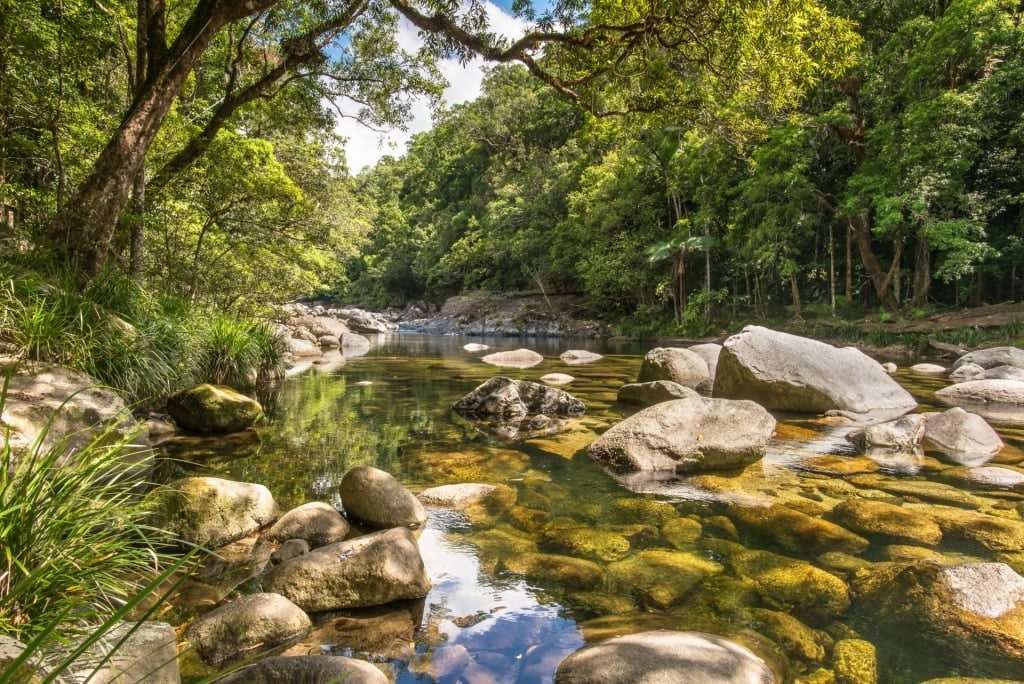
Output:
(160, 334), (1024, 683)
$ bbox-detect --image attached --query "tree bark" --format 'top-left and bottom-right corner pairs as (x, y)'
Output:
(911, 234), (931, 308)
(47, 0), (277, 279)
(847, 214), (900, 311)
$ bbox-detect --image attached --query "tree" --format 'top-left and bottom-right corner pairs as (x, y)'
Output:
(44, 0), (858, 282)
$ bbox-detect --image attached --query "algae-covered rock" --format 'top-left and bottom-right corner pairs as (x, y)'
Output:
(540, 521), (632, 562)
(662, 517), (703, 549)
(607, 550), (723, 610)
(727, 549), (851, 620)
(827, 499), (942, 547)
(925, 506), (1024, 552)
(167, 383), (263, 433)
(728, 502), (870, 556)
(746, 608), (831, 662)
(832, 639), (877, 684)
(852, 561), (1024, 679)
(501, 552), (605, 590)
(150, 476), (279, 548)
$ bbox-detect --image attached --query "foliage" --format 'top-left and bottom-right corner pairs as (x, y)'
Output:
(195, 314), (286, 389)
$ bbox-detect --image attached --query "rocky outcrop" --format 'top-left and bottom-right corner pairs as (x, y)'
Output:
(149, 476), (279, 548)
(166, 384), (263, 433)
(338, 466), (427, 530)
(554, 630), (775, 684)
(262, 527), (431, 612)
(452, 377), (585, 420)
(396, 292), (609, 337)
(587, 397), (776, 473)
(0, 360), (147, 464)
(713, 326), (918, 418)
(184, 593), (311, 667)
(852, 561), (1024, 679)
(636, 347), (712, 392)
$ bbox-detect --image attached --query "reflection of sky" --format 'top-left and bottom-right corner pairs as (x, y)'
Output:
(408, 507), (584, 683)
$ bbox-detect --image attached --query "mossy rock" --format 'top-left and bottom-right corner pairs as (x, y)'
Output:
(613, 497), (680, 525)
(661, 517), (703, 549)
(728, 549), (851, 621)
(832, 638), (877, 684)
(926, 506), (1024, 552)
(728, 502), (870, 556)
(607, 549), (723, 610)
(827, 499), (943, 547)
(539, 521), (632, 562)
(167, 383), (263, 433)
(747, 607), (831, 662)
(501, 552), (605, 590)
(148, 476), (279, 548)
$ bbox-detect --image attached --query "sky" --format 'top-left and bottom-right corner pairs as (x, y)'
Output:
(340, 1), (532, 173)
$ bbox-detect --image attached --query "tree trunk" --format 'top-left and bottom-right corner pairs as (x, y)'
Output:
(789, 272), (802, 319)
(845, 221), (853, 300)
(911, 234), (931, 309)
(47, 0), (277, 280)
(847, 214), (900, 311)
(128, 172), (145, 279)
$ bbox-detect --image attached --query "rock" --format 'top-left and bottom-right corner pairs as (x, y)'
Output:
(339, 466), (427, 529)
(166, 384), (263, 433)
(540, 372), (575, 385)
(464, 343), (489, 352)
(925, 506), (1024, 552)
(713, 326), (918, 418)
(689, 343), (723, 380)
(746, 608), (830, 662)
(832, 639), (877, 684)
(263, 527), (432, 612)
(0, 360), (147, 464)
(952, 346), (1024, 372)
(151, 476), (278, 548)
(185, 593), (311, 667)
(852, 562), (1024, 679)
(637, 347), (712, 392)
(949, 362), (986, 382)
(340, 332), (371, 354)
(936, 379), (1024, 405)
(726, 548), (850, 620)
(661, 517), (703, 549)
(827, 499), (943, 546)
(607, 550), (723, 609)
(340, 308), (390, 334)
(0, 634), (46, 683)
(215, 655), (388, 683)
(480, 348), (544, 368)
(560, 349), (603, 365)
(846, 414), (927, 453)
(451, 376), (585, 420)
(616, 380), (700, 406)
(587, 397), (776, 473)
(417, 483), (515, 509)
(284, 336), (322, 357)
(318, 334), (340, 349)
(287, 313), (349, 339)
(271, 539), (309, 564)
(923, 407), (1003, 465)
(911, 363), (948, 375)
(540, 521), (633, 562)
(263, 501), (350, 548)
(554, 630), (775, 684)
(727, 503), (870, 556)
(65, 622), (181, 684)
(983, 365), (1024, 381)
(882, 362), (898, 373)
(937, 465), (1024, 491)
(501, 552), (605, 590)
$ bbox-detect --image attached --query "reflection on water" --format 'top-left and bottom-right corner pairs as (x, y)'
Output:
(159, 334), (1024, 683)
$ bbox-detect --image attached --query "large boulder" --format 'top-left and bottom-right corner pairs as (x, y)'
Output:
(166, 384), (263, 433)
(262, 527), (432, 612)
(923, 407), (1003, 465)
(184, 593), (311, 667)
(339, 466), (427, 529)
(637, 347), (712, 392)
(452, 377), (585, 420)
(852, 562), (1024, 679)
(554, 630), (775, 684)
(263, 501), (351, 548)
(587, 397), (776, 473)
(216, 656), (388, 683)
(0, 360), (147, 464)
(713, 326), (918, 418)
(951, 346), (1024, 372)
(689, 343), (723, 380)
(150, 476), (279, 548)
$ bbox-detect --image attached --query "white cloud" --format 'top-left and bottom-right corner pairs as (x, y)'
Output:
(340, 2), (529, 174)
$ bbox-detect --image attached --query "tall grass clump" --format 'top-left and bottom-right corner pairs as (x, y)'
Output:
(0, 379), (194, 679)
(195, 314), (285, 389)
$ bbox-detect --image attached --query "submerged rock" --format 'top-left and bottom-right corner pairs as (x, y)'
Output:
(727, 502), (870, 556)
(587, 397), (776, 473)
(713, 326), (917, 418)
(827, 499), (943, 547)
(852, 561), (1024, 679)
(554, 630), (775, 684)
(726, 548), (851, 620)
(607, 550), (723, 609)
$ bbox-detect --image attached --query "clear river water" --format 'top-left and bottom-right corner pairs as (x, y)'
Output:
(158, 333), (1024, 683)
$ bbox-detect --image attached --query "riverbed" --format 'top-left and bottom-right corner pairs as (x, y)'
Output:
(158, 333), (1024, 683)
